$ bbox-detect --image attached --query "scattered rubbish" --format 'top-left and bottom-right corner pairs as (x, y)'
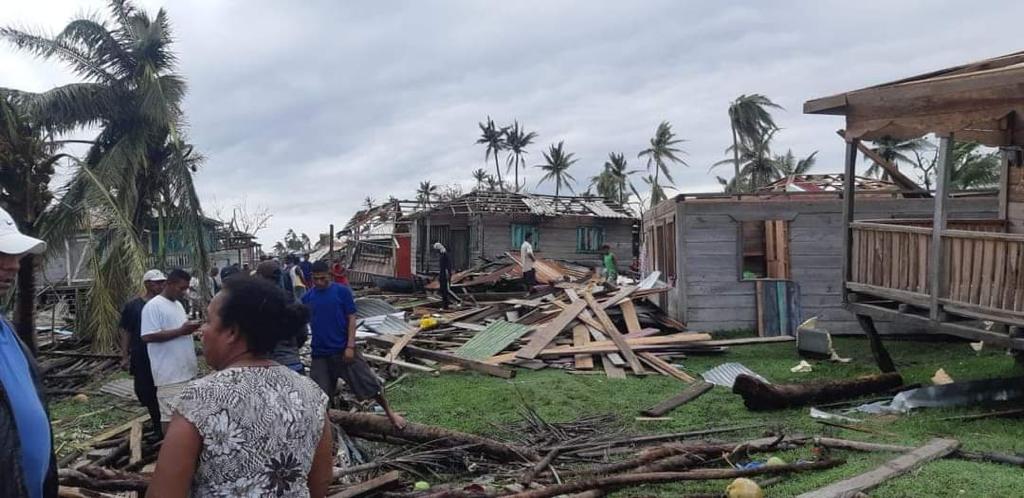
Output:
(809, 407), (862, 424)
(970, 341), (984, 352)
(931, 368), (954, 385)
(889, 377), (1024, 412)
(791, 360), (813, 373)
(703, 363), (769, 388)
(726, 477), (764, 498)
(99, 378), (137, 400)
(766, 456), (787, 467)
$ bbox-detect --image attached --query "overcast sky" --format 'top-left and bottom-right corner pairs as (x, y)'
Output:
(3, 0), (1022, 245)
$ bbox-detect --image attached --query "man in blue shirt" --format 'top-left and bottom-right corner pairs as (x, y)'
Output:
(0, 206), (57, 498)
(303, 261), (405, 429)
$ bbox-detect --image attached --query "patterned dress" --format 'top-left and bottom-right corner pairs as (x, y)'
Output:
(175, 365), (328, 497)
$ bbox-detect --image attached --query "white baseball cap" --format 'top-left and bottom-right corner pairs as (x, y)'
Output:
(0, 206), (46, 256)
(143, 269), (167, 282)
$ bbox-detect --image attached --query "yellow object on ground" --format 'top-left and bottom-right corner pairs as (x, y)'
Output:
(419, 316), (439, 330)
(932, 368), (954, 385)
(726, 477), (764, 498)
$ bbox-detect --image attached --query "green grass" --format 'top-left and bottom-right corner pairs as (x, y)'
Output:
(387, 335), (1024, 497)
(50, 372), (145, 459)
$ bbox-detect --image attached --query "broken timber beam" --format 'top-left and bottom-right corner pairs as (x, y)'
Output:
(366, 335), (514, 378)
(641, 381), (713, 417)
(582, 290), (644, 374)
(328, 470), (403, 498)
(796, 438), (959, 498)
(516, 300), (588, 360)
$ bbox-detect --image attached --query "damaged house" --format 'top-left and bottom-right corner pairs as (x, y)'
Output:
(407, 191), (637, 274)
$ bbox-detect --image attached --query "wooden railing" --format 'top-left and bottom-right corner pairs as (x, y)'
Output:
(849, 218), (1024, 322)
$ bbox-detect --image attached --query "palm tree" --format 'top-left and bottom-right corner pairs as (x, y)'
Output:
(604, 152), (631, 205)
(416, 181), (438, 209)
(728, 94), (782, 185)
(864, 137), (932, 180)
(1, 1), (208, 351)
(504, 120), (537, 192)
(773, 150), (818, 177)
(950, 142), (1000, 190)
(638, 121), (687, 208)
(535, 141), (577, 200)
(476, 117), (507, 191)
(640, 174), (666, 206)
(589, 170), (618, 202)
(272, 241), (286, 255)
(713, 128), (780, 191)
(471, 168), (488, 191)
(0, 92), (66, 352)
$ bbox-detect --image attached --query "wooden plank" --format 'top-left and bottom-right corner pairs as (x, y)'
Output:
(992, 240), (1006, 309)
(384, 327), (422, 362)
(755, 280), (765, 337)
(589, 328), (625, 366)
(598, 285), (639, 310)
(930, 136), (953, 319)
(638, 353), (696, 383)
(1015, 244), (1024, 311)
(329, 470), (403, 498)
(363, 353), (438, 373)
(367, 335), (515, 378)
(961, 238), (974, 302)
(949, 236), (961, 299)
(619, 300), (643, 335)
(572, 324), (594, 370)
(980, 239), (995, 307)
(641, 381), (714, 417)
(970, 236), (985, 305)
(795, 438), (959, 498)
(602, 356), (626, 379)
(129, 421), (143, 465)
(583, 290), (644, 374)
(87, 415), (148, 445)
(515, 300), (587, 360)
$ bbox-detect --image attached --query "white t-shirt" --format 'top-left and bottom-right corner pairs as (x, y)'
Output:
(290, 265), (306, 288)
(521, 240), (534, 272)
(141, 295), (197, 386)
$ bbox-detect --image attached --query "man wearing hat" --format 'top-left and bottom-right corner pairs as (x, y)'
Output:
(118, 269), (167, 438)
(0, 206), (58, 497)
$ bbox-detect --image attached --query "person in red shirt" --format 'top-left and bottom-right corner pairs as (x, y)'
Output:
(331, 261), (349, 286)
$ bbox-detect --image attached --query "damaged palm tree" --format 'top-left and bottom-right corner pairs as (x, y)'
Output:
(733, 372), (904, 411)
(1, 0), (210, 351)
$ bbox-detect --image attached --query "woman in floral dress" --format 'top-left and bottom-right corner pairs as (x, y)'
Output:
(147, 277), (333, 497)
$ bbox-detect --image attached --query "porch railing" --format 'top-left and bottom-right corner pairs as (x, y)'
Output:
(849, 218), (1024, 322)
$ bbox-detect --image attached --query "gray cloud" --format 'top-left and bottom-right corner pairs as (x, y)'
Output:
(3, 0), (1022, 245)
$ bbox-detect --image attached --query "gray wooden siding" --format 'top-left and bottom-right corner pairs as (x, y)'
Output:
(672, 196), (998, 334)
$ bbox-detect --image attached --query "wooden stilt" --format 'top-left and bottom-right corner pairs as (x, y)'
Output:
(855, 314), (897, 373)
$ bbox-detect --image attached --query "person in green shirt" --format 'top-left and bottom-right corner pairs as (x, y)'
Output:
(601, 244), (618, 284)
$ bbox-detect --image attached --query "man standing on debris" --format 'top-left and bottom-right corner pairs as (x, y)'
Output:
(119, 269), (167, 438)
(520, 231), (536, 290)
(303, 261), (406, 429)
(0, 207), (58, 498)
(434, 242), (453, 309)
(141, 269), (201, 432)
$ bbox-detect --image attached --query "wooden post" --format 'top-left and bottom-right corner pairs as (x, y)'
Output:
(841, 138), (858, 304)
(998, 150), (1010, 221)
(930, 134), (953, 320)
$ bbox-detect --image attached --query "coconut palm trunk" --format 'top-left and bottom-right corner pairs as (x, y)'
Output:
(494, 155), (503, 191)
(14, 230), (37, 353)
(731, 121), (741, 189)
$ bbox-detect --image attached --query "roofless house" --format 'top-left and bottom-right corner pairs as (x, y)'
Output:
(805, 50), (1024, 370)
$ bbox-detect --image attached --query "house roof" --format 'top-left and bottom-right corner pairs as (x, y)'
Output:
(757, 174), (899, 193)
(406, 191), (635, 219)
(804, 50), (1024, 146)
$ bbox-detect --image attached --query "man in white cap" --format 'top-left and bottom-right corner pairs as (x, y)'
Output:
(140, 268), (201, 432)
(119, 269), (167, 438)
(0, 206), (57, 497)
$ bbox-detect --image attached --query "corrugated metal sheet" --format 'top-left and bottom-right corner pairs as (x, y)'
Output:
(701, 362), (770, 388)
(99, 378), (136, 399)
(522, 197), (559, 216)
(583, 200), (632, 218)
(453, 320), (531, 360)
(355, 298), (400, 319)
(365, 315), (415, 336)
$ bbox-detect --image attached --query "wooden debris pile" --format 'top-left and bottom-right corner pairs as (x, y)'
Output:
(360, 270), (793, 382)
(37, 339), (122, 399)
(56, 415), (157, 497)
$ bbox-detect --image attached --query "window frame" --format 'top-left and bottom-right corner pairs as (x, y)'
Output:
(575, 226), (605, 253)
(510, 223), (539, 250)
(737, 219), (790, 281)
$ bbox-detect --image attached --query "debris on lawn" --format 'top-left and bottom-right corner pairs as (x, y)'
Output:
(733, 372), (904, 411)
(36, 339), (123, 399)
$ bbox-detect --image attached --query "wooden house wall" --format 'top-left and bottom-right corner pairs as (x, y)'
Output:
(671, 196), (997, 334)
(479, 215), (634, 269)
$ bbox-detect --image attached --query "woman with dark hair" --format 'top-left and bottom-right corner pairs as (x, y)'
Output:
(147, 277), (333, 498)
